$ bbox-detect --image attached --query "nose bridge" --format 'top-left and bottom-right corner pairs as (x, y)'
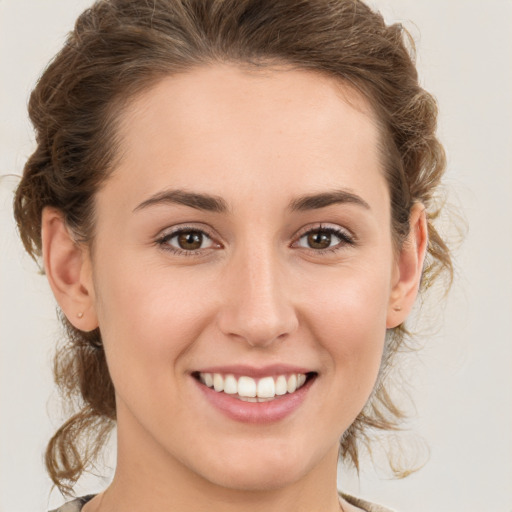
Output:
(217, 241), (298, 347)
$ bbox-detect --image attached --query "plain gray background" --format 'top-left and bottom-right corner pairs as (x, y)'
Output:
(1, 0), (511, 511)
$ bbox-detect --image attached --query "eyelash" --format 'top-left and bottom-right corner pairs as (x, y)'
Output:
(155, 226), (217, 256)
(293, 225), (355, 254)
(155, 224), (355, 256)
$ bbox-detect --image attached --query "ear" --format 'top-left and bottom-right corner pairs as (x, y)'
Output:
(386, 203), (428, 328)
(41, 207), (98, 331)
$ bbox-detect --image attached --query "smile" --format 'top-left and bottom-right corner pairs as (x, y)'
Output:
(197, 372), (309, 402)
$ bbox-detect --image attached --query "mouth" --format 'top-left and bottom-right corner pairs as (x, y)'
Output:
(192, 371), (317, 403)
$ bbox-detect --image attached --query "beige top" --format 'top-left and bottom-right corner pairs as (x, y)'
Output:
(50, 493), (395, 512)
(342, 492), (396, 512)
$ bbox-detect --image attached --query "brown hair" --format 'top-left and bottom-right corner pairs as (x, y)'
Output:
(14, 0), (451, 495)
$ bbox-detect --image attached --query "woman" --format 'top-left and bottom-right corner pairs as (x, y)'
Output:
(13, 0), (451, 511)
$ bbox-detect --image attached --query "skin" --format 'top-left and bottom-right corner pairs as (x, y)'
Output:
(42, 64), (427, 512)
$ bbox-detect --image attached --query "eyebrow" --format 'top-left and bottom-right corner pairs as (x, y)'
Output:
(133, 189), (229, 213)
(289, 189), (370, 212)
(133, 187), (370, 214)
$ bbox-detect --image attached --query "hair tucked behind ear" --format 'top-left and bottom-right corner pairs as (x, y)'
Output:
(14, 0), (452, 494)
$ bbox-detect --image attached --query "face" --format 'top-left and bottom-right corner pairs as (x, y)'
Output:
(86, 64), (400, 491)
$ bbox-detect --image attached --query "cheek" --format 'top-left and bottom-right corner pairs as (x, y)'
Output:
(289, 261), (393, 437)
(303, 261), (391, 376)
(92, 255), (214, 382)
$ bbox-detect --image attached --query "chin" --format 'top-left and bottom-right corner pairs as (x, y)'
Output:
(206, 467), (304, 493)
(189, 441), (322, 493)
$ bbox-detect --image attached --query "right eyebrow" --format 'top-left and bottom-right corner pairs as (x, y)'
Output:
(132, 189), (229, 214)
(289, 189), (371, 212)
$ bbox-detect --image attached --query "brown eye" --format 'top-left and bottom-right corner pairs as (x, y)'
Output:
(296, 227), (353, 251)
(177, 231), (203, 250)
(161, 229), (214, 252)
(306, 231), (332, 249)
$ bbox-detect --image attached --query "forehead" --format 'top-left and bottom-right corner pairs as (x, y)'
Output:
(104, 64), (386, 211)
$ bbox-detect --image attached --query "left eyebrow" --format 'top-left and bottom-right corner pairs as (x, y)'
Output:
(132, 189), (229, 213)
(289, 189), (371, 212)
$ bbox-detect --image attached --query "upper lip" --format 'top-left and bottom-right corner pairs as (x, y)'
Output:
(193, 364), (315, 378)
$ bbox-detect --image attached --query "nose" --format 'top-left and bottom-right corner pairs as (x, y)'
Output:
(216, 248), (299, 348)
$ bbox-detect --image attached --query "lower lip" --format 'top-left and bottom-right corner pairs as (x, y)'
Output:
(194, 376), (315, 424)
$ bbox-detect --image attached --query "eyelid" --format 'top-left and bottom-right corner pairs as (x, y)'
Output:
(155, 223), (222, 255)
(153, 222), (356, 257)
(156, 223), (215, 239)
(291, 223), (356, 251)
(293, 222), (355, 240)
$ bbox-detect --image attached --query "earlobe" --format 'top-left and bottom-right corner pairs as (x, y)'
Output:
(386, 203), (428, 329)
(41, 207), (98, 331)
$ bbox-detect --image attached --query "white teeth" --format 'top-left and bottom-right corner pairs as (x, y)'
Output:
(275, 375), (288, 395)
(239, 396), (258, 402)
(257, 376), (275, 398)
(204, 373), (213, 387)
(287, 374), (297, 393)
(223, 374), (238, 394)
(198, 372), (310, 400)
(238, 376), (257, 397)
(213, 373), (224, 392)
(240, 396), (274, 403)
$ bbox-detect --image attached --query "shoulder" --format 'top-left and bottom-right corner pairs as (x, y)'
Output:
(341, 492), (397, 512)
(49, 495), (96, 512)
